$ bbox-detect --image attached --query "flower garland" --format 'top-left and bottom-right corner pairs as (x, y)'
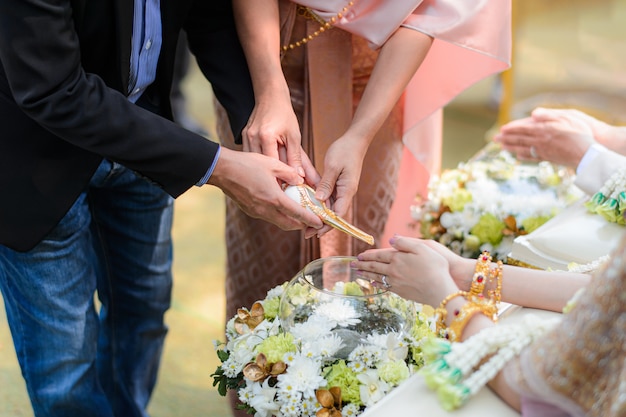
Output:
(420, 314), (560, 410)
(585, 167), (626, 225)
(212, 281), (435, 417)
(412, 143), (582, 261)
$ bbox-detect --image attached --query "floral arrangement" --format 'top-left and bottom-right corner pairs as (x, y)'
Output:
(212, 280), (435, 417)
(411, 143), (582, 261)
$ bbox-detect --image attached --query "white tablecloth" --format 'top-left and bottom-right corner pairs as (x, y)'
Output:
(360, 307), (561, 417)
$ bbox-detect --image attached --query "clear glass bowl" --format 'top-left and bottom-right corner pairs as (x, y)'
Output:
(279, 256), (416, 359)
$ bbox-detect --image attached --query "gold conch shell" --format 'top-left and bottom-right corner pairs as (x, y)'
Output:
(284, 184), (375, 245)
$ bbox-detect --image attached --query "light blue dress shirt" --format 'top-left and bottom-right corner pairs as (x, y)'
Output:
(128, 0), (217, 185)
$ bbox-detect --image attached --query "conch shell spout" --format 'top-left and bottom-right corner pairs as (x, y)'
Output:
(284, 184), (375, 245)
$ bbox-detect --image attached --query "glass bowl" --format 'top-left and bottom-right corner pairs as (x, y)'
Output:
(279, 256), (416, 359)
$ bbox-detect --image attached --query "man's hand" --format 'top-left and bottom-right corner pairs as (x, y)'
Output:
(207, 148), (323, 230)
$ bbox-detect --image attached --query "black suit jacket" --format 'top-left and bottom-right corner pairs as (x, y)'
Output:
(0, 0), (254, 251)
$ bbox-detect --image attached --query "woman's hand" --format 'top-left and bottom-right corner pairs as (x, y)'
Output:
(494, 107), (595, 167)
(314, 132), (368, 219)
(353, 236), (459, 307)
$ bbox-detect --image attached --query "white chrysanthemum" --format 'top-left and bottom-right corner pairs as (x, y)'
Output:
(279, 395), (302, 417)
(277, 355), (326, 398)
(300, 333), (344, 359)
(266, 284), (285, 300)
(315, 334), (345, 358)
(358, 369), (390, 407)
(342, 403), (361, 416)
(238, 383), (254, 405)
(364, 333), (388, 348)
(312, 298), (361, 328)
(221, 356), (244, 378)
(300, 395), (318, 417)
(349, 344), (382, 368)
(290, 315), (335, 342)
(248, 380), (280, 417)
(276, 387), (301, 405)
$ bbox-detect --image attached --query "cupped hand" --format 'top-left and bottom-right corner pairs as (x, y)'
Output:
(207, 148), (323, 230)
(353, 236), (459, 307)
(494, 107), (595, 167)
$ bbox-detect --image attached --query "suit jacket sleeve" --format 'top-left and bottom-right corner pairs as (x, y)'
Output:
(0, 0), (224, 197)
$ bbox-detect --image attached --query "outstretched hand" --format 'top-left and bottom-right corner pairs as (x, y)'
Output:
(353, 236), (460, 307)
(207, 147), (323, 231)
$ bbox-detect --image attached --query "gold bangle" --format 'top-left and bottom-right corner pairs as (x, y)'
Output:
(469, 251), (492, 297)
(434, 290), (467, 336)
(487, 259), (503, 303)
(447, 302), (497, 342)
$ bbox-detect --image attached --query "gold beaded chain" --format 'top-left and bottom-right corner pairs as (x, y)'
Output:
(281, 1), (355, 53)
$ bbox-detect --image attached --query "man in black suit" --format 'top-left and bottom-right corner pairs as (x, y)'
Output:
(0, 0), (321, 416)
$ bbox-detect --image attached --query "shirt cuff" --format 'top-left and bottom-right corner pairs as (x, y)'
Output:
(195, 146), (221, 186)
(576, 143), (606, 176)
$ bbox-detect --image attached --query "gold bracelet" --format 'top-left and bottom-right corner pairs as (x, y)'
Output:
(447, 302), (496, 342)
(487, 259), (503, 303)
(469, 251), (492, 297)
(434, 290), (467, 336)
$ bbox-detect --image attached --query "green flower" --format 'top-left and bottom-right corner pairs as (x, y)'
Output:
(262, 297), (281, 319)
(378, 360), (410, 386)
(442, 189), (473, 212)
(254, 333), (296, 364)
(470, 213), (505, 245)
(343, 281), (365, 297)
(325, 360), (362, 405)
(521, 215), (550, 234)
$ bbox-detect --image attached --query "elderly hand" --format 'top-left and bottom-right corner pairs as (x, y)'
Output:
(494, 107), (595, 168)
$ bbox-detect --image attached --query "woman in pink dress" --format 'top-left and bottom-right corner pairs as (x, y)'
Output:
(216, 0), (511, 323)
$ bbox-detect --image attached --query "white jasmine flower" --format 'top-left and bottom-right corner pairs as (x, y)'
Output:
(358, 369), (390, 407)
(312, 298), (361, 328)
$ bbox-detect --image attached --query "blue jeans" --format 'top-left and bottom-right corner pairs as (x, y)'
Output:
(0, 160), (174, 417)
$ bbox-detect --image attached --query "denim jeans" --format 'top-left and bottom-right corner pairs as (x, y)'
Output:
(0, 160), (174, 417)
